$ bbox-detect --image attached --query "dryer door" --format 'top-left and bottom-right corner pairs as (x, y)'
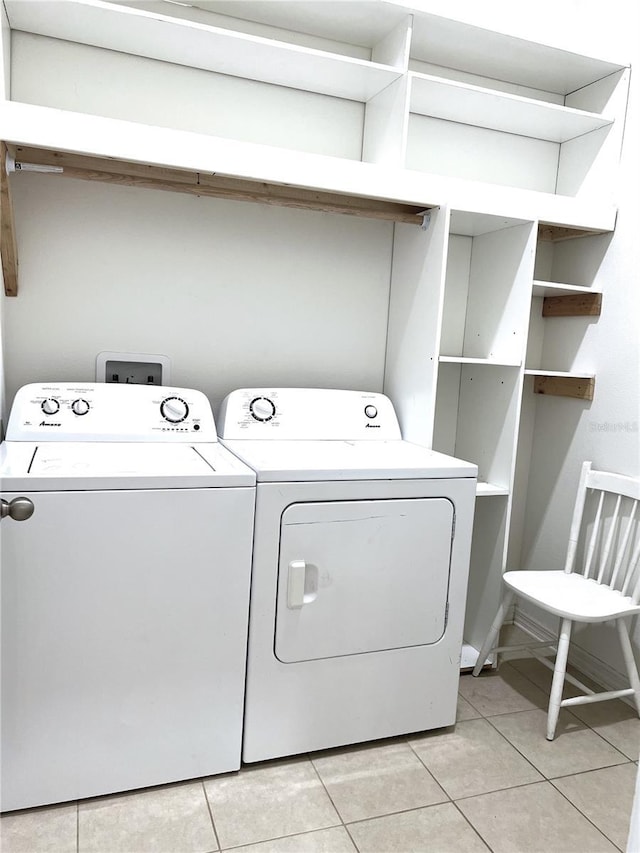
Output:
(275, 498), (454, 663)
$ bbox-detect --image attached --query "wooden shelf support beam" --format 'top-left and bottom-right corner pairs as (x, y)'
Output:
(542, 292), (602, 317)
(1, 142), (19, 297)
(13, 146), (430, 227)
(533, 375), (595, 400)
(537, 223), (610, 243)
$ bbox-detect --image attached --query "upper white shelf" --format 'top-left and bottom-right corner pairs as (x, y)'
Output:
(524, 369), (595, 378)
(439, 356), (521, 367)
(0, 100), (620, 232)
(409, 73), (613, 144)
(4, 0), (405, 102)
(532, 280), (601, 297)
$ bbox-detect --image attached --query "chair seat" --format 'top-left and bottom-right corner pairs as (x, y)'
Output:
(503, 570), (640, 622)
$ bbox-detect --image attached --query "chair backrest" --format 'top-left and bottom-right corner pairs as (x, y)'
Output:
(565, 461), (640, 603)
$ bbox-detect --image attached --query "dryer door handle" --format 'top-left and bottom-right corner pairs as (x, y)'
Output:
(287, 560), (318, 609)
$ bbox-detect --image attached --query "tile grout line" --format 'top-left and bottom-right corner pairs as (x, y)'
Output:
(404, 738), (455, 802)
(201, 778), (222, 852)
(220, 825), (349, 852)
(342, 799), (455, 828)
(450, 799), (495, 853)
(307, 756), (349, 834)
(549, 777), (628, 852)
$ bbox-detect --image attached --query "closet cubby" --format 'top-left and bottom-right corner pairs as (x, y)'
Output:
(433, 361), (521, 494)
(438, 216), (535, 365)
(405, 70), (621, 196)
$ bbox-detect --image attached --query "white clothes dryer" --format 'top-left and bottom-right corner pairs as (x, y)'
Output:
(0, 383), (256, 811)
(218, 388), (477, 763)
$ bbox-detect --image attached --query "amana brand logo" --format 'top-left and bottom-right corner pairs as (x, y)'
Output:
(39, 421), (62, 427)
(365, 423), (380, 428)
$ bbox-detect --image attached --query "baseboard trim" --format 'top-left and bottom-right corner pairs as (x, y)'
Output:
(513, 609), (634, 705)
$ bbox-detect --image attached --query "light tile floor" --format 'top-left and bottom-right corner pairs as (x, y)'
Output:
(2, 657), (638, 853)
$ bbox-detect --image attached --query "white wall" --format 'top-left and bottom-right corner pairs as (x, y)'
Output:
(4, 174), (393, 412)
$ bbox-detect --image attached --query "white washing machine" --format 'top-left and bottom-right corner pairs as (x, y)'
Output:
(218, 388), (478, 763)
(0, 382), (256, 811)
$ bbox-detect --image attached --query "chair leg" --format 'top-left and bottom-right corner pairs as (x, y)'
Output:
(472, 590), (514, 677)
(617, 618), (640, 717)
(547, 618), (572, 741)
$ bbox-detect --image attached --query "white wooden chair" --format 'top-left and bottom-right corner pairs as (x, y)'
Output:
(472, 461), (640, 740)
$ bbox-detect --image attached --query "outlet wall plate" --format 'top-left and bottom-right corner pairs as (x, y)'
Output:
(96, 351), (171, 385)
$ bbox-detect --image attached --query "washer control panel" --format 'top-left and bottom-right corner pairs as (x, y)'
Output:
(218, 388), (402, 440)
(6, 383), (217, 442)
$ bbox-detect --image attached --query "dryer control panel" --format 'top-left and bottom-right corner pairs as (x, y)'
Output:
(218, 388), (402, 440)
(6, 383), (218, 442)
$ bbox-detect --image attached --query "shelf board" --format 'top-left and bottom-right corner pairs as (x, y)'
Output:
(409, 72), (613, 143)
(524, 369), (594, 378)
(439, 356), (521, 367)
(5, 0), (403, 102)
(532, 280), (601, 297)
(0, 100), (619, 233)
(460, 643), (492, 670)
(476, 482), (509, 497)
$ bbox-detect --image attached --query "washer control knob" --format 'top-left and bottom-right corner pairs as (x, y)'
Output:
(161, 396), (189, 423)
(41, 398), (60, 415)
(71, 399), (90, 416)
(250, 397), (276, 422)
(364, 404), (378, 419)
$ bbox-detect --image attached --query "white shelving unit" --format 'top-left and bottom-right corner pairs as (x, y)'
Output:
(0, 0), (629, 671)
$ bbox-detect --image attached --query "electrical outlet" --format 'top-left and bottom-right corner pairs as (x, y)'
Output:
(105, 360), (163, 385)
(96, 352), (171, 385)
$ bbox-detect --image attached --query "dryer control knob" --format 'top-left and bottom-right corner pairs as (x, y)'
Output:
(364, 404), (378, 419)
(71, 399), (90, 416)
(41, 398), (60, 415)
(249, 397), (276, 422)
(161, 396), (189, 423)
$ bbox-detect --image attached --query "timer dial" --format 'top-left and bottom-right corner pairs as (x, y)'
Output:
(364, 404), (378, 419)
(250, 396), (276, 422)
(161, 396), (189, 423)
(41, 398), (60, 415)
(71, 399), (90, 416)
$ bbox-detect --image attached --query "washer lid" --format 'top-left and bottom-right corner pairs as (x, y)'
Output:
(0, 442), (255, 490)
(220, 439), (477, 481)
